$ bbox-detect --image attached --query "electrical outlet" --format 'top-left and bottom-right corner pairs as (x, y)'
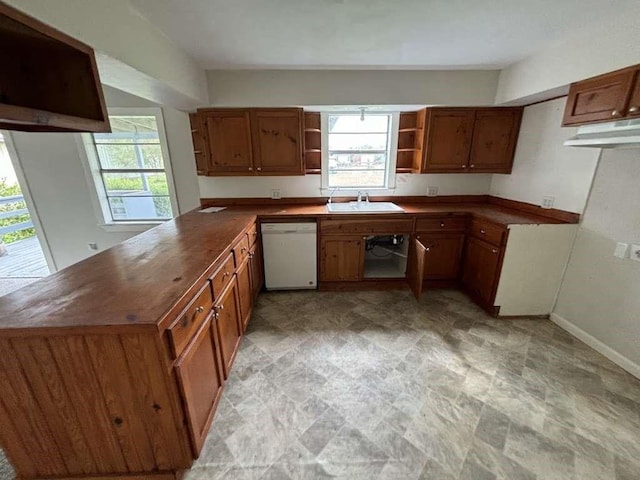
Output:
(88, 242), (98, 251)
(630, 244), (640, 262)
(426, 186), (439, 197)
(541, 196), (555, 209)
(614, 242), (629, 259)
(271, 189), (282, 200)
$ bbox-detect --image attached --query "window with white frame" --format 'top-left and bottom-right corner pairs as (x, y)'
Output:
(324, 113), (393, 189)
(87, 110), (177, 223)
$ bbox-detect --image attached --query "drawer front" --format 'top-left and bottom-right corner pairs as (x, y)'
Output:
(320, 218), (414, 234)
(470, 219), (505, 246)
(168, 283), (213, 358)
(211, 253), (236, 298)
(233, 235), (250, 265)
(416, 217), (467, 232)
(247, 223), (259, 246)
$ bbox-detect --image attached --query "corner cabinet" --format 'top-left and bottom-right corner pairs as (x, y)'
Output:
(422, 107), (522, 174)
(189, 108), (304, 176)
(563, 65), (640, 126)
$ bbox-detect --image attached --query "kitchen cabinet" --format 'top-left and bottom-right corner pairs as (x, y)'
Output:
(190, 108), (304, 176)
(304, 111), (322, 174)
(407, 235), (429, 300)
(422, 107), (522, 173)
(320, 236), (365, 282)
(563, 68), (638, 126)
(249, 240), (264, 301)
(175, 313), (224, 456)
(214, 280), (242, 377)
(396, 109), (426, 173)
(0, 3), (109, 133)
(462, 236), (503, 309)
(416, 233), (465, 280)
(236, 257), (253, 333)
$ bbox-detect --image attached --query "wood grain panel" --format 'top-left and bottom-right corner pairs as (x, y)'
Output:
(320, 218), (414, 234)
(0, 394), (37, 477)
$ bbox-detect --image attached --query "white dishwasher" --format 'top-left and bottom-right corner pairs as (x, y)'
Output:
(261, 222), (317, 290)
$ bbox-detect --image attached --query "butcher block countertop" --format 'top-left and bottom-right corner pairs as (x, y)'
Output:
(0, 197), (577, 334)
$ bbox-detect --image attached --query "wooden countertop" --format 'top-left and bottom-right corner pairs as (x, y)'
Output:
(0, 200), (572, 334)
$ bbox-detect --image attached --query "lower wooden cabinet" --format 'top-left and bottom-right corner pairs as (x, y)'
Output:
(407, 235), (429, 300)
(236, 257), (253, 333)
(415, 233), (464, 280)
(462, 236), (503, 307)
(319, 235), (365, 281)
(214, 280), (242, 378)
(249, 240), (264, 301)
(175, 313), (224, 456)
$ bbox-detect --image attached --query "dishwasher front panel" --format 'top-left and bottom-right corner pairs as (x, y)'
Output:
(261, 223), (317, 290)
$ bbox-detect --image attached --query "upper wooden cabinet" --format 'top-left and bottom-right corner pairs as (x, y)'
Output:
(422, 107), (522, 174)
(189, 108), (304, 176)
(0, 2), (109, 132)
(563, 65), (640, 126)
(303, 112), (321, 174)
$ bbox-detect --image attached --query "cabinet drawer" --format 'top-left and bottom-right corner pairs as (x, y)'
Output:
(416, 217), (467, 232)
(211, 253), (235, 298)
(247, 223), (259, 246)
(233, 235), (250, 265)
(320, 218), (414, 234)
(469, 219), (505, 246)
(167, 283), (213, 358)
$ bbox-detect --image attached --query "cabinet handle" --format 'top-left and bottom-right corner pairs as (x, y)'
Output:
(461, 165), (467, 168)
(195, 306), (204, 314)
(194, 150), (202, 154)
(440, 222), (445, 228)
(470, 164), (475, 168)
(215, 304), (224, 312)
(248, 252), (254, 259)
(213, 312), (219, 320)
(257, 167), (262, 171)
(425, 247), (430, 252)
(416, 235), (420, 239)
(480, 229), (486, 234)
(492, 248), (498, 254)
(241, 247), (247, 253)
(223, 271), (230, 278)
(630, 106), (639, 113)
(248, 167), (253, 171)
(612, 110), (619, 117)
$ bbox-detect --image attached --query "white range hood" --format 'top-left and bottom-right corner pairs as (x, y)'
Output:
(565, 118), (640, 148)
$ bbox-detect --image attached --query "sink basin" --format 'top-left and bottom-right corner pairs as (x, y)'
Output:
(326, 201), (405, 214)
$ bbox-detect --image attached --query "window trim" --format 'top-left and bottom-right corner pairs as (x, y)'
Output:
(320, 111), (399, 193)
(79, 107), (179, 228)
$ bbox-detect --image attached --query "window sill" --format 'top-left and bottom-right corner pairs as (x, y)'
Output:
(99, 221), (164, 233)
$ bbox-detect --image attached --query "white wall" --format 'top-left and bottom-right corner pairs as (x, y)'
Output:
(5, 0), (208, 109)
(6, 87), (200, 271)
(495, 8), (640, 104)
(553, 148), (640, 375)
(207, 70), (500, 106)
(489, 98), (600, 213)
(198, 173), (492, 199)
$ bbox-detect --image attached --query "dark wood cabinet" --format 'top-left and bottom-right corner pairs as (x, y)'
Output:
(175, 314), (224, 456)
(190, 108), (304, 176)
(249, 240), (264, 301)
(422, 107), (521, 174)
(423, 109), (475, 173)
(462, 236), (503, 308)
(469, 109), (521, 173)
(416, 233), (465, 280)
(626, 72), (640, 118)
(407, 235), (428, 300)
(319, 236), (365, 282)
(214, 281), (242, 377)
(236, 257), (253, 333)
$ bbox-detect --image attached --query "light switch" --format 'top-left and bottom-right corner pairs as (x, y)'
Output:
(630, 244), (640, 262)
(614, 242), (629, 259)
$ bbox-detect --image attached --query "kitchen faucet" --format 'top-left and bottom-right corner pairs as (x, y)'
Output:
(327, 187), (339, 204)
(357, 191), (369, 204)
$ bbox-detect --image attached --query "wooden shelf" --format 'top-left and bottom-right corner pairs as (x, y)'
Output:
(396, 110), (426, 174)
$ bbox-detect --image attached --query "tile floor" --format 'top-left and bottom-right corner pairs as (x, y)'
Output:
(186, 289), (640, 480)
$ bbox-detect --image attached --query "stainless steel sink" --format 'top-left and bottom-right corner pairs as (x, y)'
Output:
(326, 201), (405, 214)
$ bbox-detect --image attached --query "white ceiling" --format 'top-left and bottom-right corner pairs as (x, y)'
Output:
(131, 0), (638, 70)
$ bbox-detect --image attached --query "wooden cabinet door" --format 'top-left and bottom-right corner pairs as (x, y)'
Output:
(627, 70), (640, 118)
(469, 109), (522, 173)
(249, 240), (264, 301)
(175, 314), (224, 456)
(319, 236), (364, 282)
(416, 233), (464, 280)
(251, 109), (304, 175)
(562, 70), (635, 126)
(189, 113), (209, 175)
(214, 281), (242, 377)
(462, 236), (502, 306)
(236, 257), (253, 333)
(423, 109), (475, 172)
(204, 110), (254, 174)
(406, 236), (428, 300)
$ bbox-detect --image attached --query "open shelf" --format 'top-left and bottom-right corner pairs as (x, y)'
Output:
(363, 235), (409, 279)
(303, 112), (321, 175)
(395, 110), (426, 174)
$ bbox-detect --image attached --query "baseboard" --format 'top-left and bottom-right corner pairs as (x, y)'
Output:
(550, 312), (640, 379)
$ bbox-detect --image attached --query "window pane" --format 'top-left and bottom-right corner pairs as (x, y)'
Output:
(328, 133), (388, 151)
(328, 170), (386, 188)
(328, 115), (389, 133)
(107, 196), (171, 221)
(95, 144), (165, 169)
(328, 153), (387, 170)
(94, 116), (160, 144)
(102, 172), (169, 196)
